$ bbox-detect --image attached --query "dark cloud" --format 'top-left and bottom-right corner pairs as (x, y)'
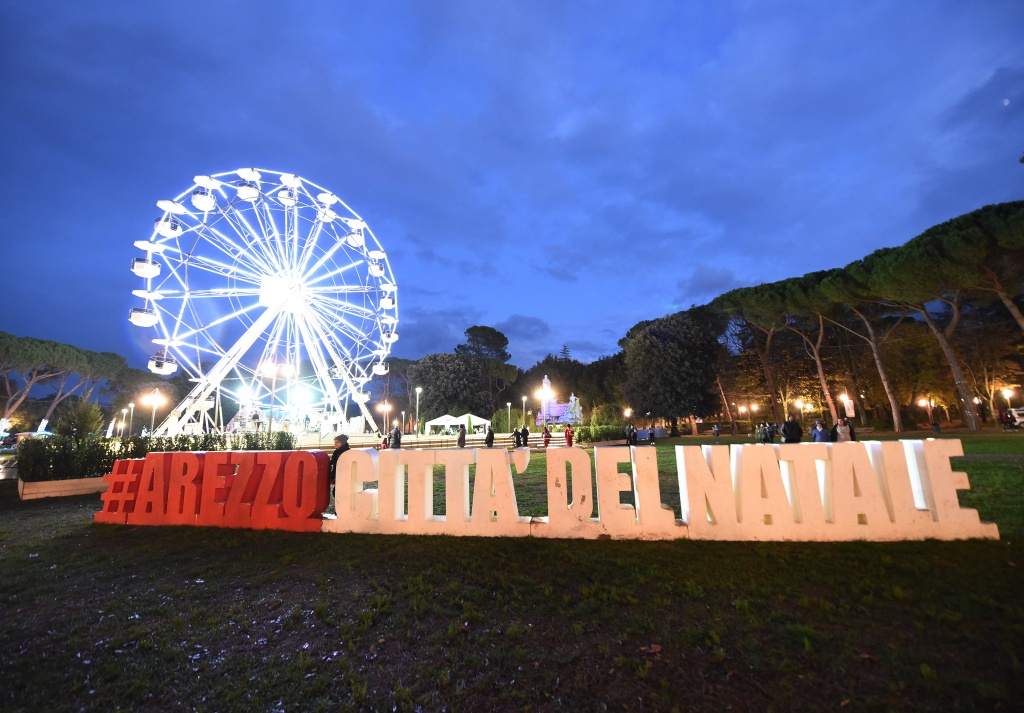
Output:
(495, 316), (551, 341)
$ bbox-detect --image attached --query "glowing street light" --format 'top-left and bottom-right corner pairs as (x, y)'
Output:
(917, 397), (935, 423)
(624, 407), (632, 419)
(506, 402), (512, 432)
(536, 382), (555, 428)
(794, 399), (804, 421)
(521, 396), (527, 427)
(401, 410), (406, 434)
(143, 389), (166, 435)
(1002, 388), (1014, 409)
(377, 401), (392, 433)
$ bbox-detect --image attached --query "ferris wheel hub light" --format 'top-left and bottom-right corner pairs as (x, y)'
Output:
(259, 271), (309, 311)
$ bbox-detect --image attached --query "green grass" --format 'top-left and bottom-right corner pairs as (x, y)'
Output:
(1, 440), (1022, 711)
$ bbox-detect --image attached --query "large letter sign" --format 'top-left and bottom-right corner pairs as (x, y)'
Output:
(97, 440), (998, 541)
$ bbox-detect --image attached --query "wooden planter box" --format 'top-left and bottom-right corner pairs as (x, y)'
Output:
(18, 476), (108, 501)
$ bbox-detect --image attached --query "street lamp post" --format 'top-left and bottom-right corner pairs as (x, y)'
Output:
(118, 419), (125, 438)
(506, 402), (512, 433)
(402, 410), (406, 434)
(521, 396), (527, 427)
(120, 408), (127, 438)
(128, 402), (134, 436)
(738, 405), (749, 433)
(415, 387), (422, 437)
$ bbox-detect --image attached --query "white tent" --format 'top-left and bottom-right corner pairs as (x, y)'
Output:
(424, 414), (462, 434)
(424, 413), (491, 434)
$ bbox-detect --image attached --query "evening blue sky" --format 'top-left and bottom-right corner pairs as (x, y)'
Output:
(1, 1), (1022, 368)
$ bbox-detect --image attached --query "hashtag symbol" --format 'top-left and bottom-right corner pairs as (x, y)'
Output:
(95, 459), (143, 524)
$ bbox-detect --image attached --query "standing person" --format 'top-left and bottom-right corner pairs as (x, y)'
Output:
(630, 424), (638, 445)
(625, 423), (633, 445)
(780, 415), (803, 444)
(329, 435), (349, 482)
(513, 427), (522, 448)
(457, 424), (467, 448)
(390, 425), (402, 449)
(565, 424), (574, 447)
(648, 424), (656, 445)
(712, 423), (720, 444)
(542, 426), (551, 448)
(484, 425), (495, 448)
(520, 424), (530, 448)
(380, 433), (389, 449)
(810, 420), (830, 442)
(830, 418), (854, 442)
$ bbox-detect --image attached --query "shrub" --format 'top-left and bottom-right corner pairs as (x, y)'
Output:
(15, 430), (297, 481)
(574, 424), (627, 444)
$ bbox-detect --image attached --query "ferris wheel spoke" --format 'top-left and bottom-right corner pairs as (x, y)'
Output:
(304, 259), (364, 288)
(232, 205), (288, 274)
(171, 301), (266, 343)
(192, 221), (278, 277)
(213, 203), (285, 275)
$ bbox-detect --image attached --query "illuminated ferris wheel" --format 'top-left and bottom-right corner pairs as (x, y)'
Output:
(128, 168), (398, 436)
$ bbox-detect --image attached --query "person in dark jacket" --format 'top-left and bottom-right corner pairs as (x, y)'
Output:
(520, 425), (529, 448)
(457, 424), (467, 448)
(329, 435), (350, 482)
(484, 426), (495, 447)
(513, 427), (522, 448)
(780, 415), (803, 443)
(390, 426), (402, 449)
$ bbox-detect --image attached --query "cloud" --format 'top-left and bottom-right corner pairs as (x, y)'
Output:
(495, 315), (551, 341)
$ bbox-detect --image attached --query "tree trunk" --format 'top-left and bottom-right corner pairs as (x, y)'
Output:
(670, 415), (679, 437)
(984, 269), (1024, 335)
(791, 315), (838, 424)
(716, 374), (738, 435)
(918, 308), (981, 431)
(850, 308), (904, 433)
(754, 328), (783, 424)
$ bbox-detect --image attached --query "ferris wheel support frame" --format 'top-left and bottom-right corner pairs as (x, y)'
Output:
(156, 305), (282, 435)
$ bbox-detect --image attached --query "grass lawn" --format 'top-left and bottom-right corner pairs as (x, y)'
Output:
(1, 435), (1022, 712)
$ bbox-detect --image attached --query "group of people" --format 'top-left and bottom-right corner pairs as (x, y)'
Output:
(778, 415), (857, 443)
(623, 423), (656, 445)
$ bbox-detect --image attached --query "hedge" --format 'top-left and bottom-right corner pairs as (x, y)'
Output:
(15, 431), (298, 482)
